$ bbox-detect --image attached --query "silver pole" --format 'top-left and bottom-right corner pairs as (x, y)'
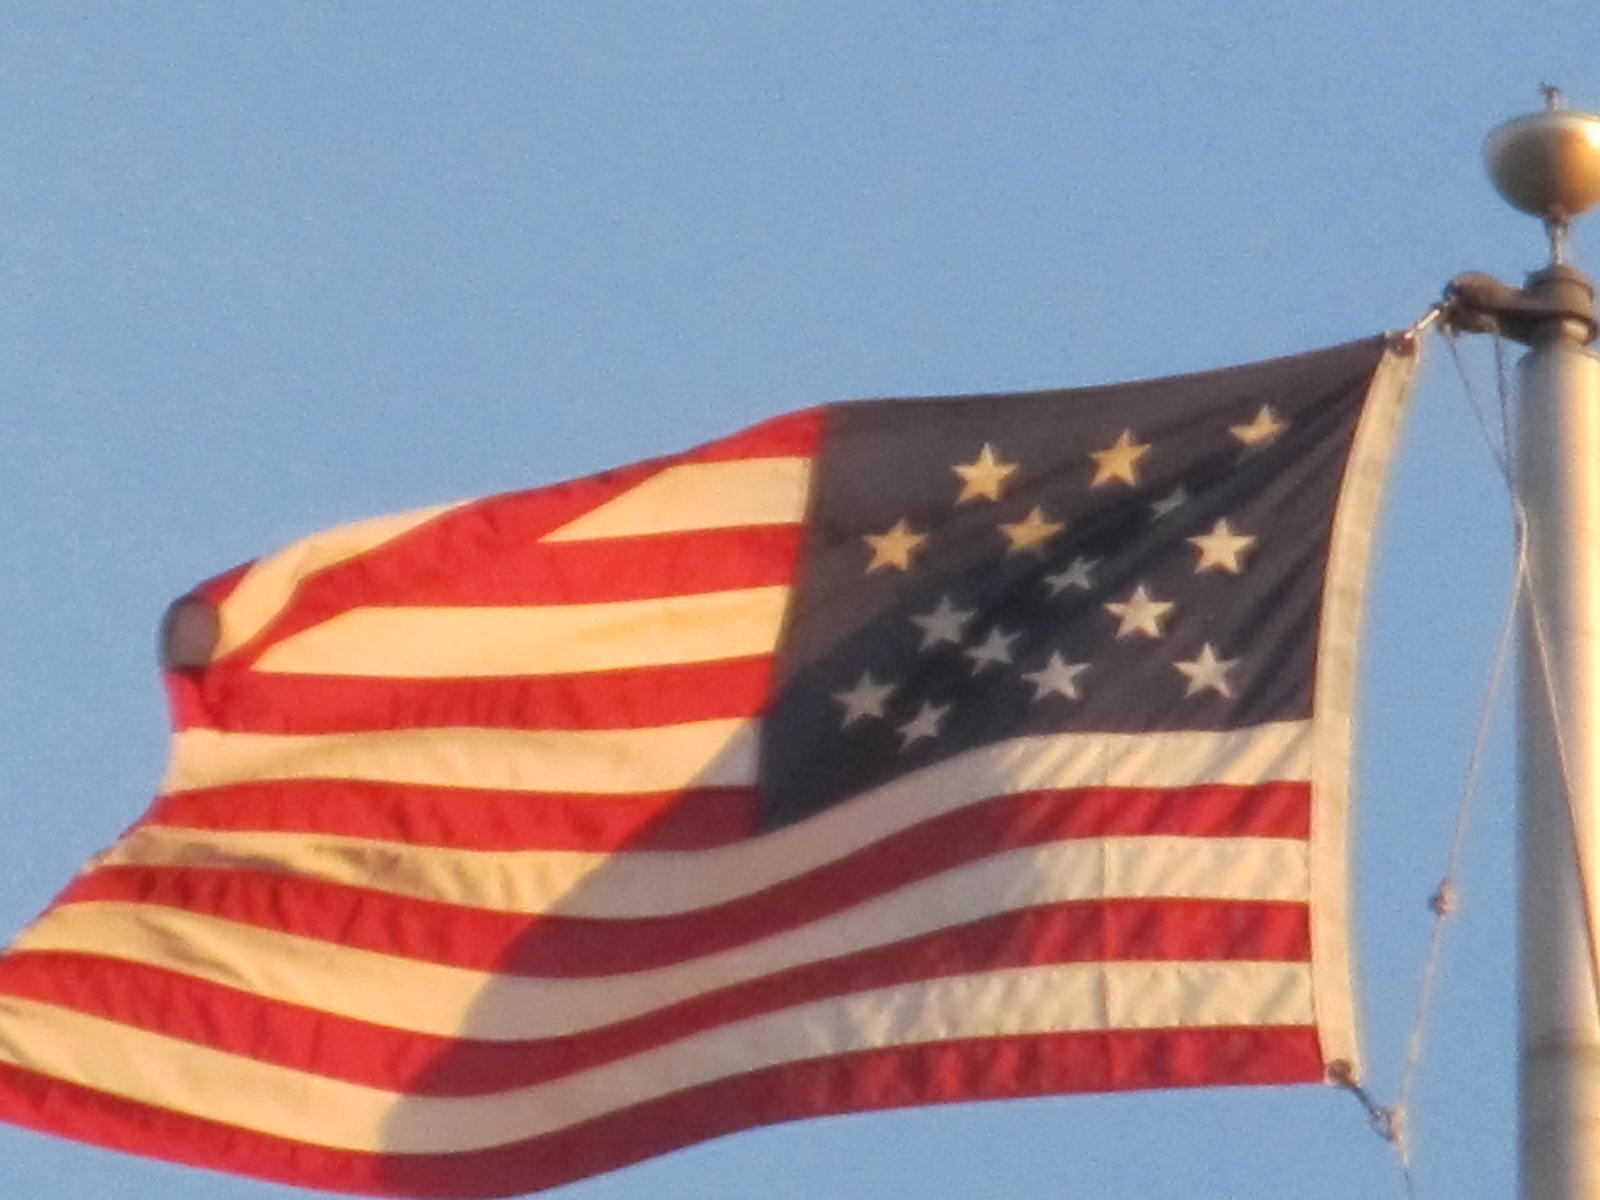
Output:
(1480, 96), (1600, 1199)
(1517, 311), (1600, 1200)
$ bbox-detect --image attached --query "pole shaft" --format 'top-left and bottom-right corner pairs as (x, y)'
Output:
(1518, 330), (1600, 1199)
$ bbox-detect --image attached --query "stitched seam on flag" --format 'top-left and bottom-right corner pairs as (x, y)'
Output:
(1308, 342), (1417, 1079)
(0, 961), (1314, 1154)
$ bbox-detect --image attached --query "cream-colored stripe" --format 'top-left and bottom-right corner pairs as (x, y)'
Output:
(252, 586), (788, 677)
(30, 835), (1307, 1038)
(150, 720), (1310, 912)
(212, 503), (461, 660)
(541, 457), (810, 542)
(162, 719), (757, 796)
(0, 960), (1311, 1154)
(110, 811), (1304, 921)
(1308, 341), (1418, 1081)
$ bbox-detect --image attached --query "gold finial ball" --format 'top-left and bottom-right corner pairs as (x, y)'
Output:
(1485, 107), (1600, 222)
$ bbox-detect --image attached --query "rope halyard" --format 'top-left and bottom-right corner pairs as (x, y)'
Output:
(1344, 320), (1524, 1200)
(1512, 456), (1600, 1043)
(1458, 310), (1600, 1053)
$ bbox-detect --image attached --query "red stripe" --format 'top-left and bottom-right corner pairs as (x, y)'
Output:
(0, 1025), (1322, 1199)
(0, 898), (1309, 1095)
(168, 655), (773, 734)
(190, 561), (251, 607)
(144, 775), (1306, 858)
(146, 782), (760, 852)
(229, 522), (804, 672)
(87, 783), (1310, 972)
(217, 410), (822, 669)
(681, 407), (823, 461)
(172, 412), (825, 678)
(247, 523), (805, 612)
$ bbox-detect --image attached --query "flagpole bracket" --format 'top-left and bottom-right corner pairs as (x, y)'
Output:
(1442, 266), (1597, 347)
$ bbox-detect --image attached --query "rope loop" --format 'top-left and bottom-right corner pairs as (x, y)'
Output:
(1428, 881), (1457, 918)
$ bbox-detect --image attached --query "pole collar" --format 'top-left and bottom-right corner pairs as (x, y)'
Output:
(1444, 265), (1598, 346)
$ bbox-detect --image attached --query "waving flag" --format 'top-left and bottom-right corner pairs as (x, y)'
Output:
(0, 335), (1415, 1197)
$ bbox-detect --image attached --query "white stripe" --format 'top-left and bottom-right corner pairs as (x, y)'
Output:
(541, 457), (811, 542)
(212, 503), (461, 660)
(110, 809), (1302, 920)
(0, 960), (1312, 1154)
(25, 835), (1307, 1038)
(148, 720), (1310, 914)
(161, 719), (758, 795)
(252, 586), (790, 677)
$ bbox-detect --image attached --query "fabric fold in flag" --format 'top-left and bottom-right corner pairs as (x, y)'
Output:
(0, 334), (1417, 1198)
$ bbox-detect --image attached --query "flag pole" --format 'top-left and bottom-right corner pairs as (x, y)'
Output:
(1475, 92), (1600, 1199)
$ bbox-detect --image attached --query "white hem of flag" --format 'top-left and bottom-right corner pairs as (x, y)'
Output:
(1309, 335), (1419, 1082)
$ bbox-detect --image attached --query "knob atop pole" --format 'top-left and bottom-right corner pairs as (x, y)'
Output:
(1485, 87), (1600, 264)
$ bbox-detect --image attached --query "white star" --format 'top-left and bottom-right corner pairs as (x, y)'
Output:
(897, 701), (951, 749)
(1149, 486), (1188, 520)
(1045, 556), (1098, 594)
(1231, 405), (1287, 448)
(1023, 652), (1090, 700)
(1089, 429), (1150, 488)
(1173, 642), (1240, 697)
(1104, 584), (1176, 639)
(963, 627), (1018, 673)
(910, 596), (974, 649)
(1188, 518), (1257, 574)
(999, 506), (1064, 556)
(862, 519), (927, 572)
(833, 672), (895, 726)
(952, 443), (1018, 503)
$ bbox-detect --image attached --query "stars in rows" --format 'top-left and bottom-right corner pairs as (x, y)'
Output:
(834, 573), (1249, 747)
(863, 404), (1289, 577)
(838, 410), (1287, 743)
(864, 506), (1067, 572)
(865, 507), (1251, 583)
(830, 675), (953, 749)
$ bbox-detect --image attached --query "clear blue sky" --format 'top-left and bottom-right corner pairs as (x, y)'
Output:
(0, 3), (1592, 1197)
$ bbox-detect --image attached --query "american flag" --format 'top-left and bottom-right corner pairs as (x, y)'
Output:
(0, 335), (1414, 1197)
